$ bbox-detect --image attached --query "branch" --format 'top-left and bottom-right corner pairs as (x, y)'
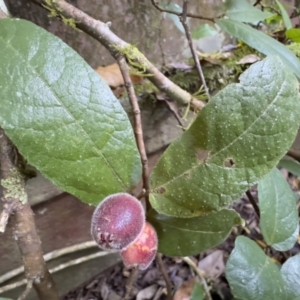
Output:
(118, 57), (150, 204)
(33, 0), (205, 111)
(150, 0), (224, 21)
(246, 190), (260, 218)
(0, 129), (59, 300)
(156, 253), (173, 300)
(180, 0), (211, 101)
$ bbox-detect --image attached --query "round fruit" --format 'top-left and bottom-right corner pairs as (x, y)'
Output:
(91, 193), (145, 250)
(120, 221), (158, 270)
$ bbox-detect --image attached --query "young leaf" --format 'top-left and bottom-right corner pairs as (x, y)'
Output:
(258, 168), (298, 251)
(150, 56), (300, 217)
(286, 28), (300, 42)
(191, 24), (218, 40)
(275, 0), (293, 29)
(278, 157), (300, 177)
(216, 19), (300, 78)
(147, 209), (242, 256)
(190, 282), (205, 300)
(281, 255), (300, 300)
(225, 0), (273, 24)
(226, 236), (287, 300)
(0, 19), (142, 205)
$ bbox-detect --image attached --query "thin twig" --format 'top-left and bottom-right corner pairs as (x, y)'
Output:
(0, 240), (98, 285)
(118, 57), (150, 204)
(180, 0), (210, 101)
(123, 266), (139, 300)
(0, 250), (115, 294)
(156, 253), (173, 300)
(0, 128), (59, 300)
(287, 148), (300, 163)
(182, 256), (212, 300)
(17, 280), (33, 300)
(150, 0), (224, 21)
(34, 0), (205, 112)
(246, 190), (260, 218)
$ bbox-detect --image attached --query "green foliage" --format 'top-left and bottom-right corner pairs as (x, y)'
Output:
(148, 209), (242, 256)
(224, 0), (273, 24)
(150, 56), (300, 217)
(216, 19), (300, 78)
(0, 19), (142, 205)
(191, 24), (218, 40)
(281, 255), (300, 300)
(258, 168), (298, 251)
(190, 282), (205, 300)
(226, 236), (287, 300)
(275, 0), (292, 29)
(278, 157), (300, 177)
(286, 28), (300, 43)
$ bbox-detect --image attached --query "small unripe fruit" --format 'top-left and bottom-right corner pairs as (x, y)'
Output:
(120, 221), (158, 270)
(91, 193), (145, 250)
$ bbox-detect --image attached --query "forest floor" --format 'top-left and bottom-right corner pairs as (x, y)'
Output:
(63, 170), (300, 300)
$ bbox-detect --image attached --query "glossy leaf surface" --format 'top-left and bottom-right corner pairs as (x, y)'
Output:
(150, 56), (300, 217)
(148, 209), (242, 256)
(281, 255), (300, 300)
(226, 236), (286, 300)
(258, 168), (298, 251)
(0, 19), (142, 205)
(216, 19), (300, 78)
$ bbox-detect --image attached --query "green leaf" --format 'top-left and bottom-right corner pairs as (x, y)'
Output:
(216, 19), (300, 78)
(226, 236), (287, 300)
(190, 282), (205, 300)
(148, 209), (242, 256)
(278, 157), (300, 176)
(258, 168), (298, 251)
(281, 255), (300, 300)
(0, 19), (142, 205)
(286, 28), (300, 43)
(150, 56), (300, 217)
(225, 0), (273, 24)
(191, 24), (218, 40)
(275, 0), (292, 29)
(0, 298), (13, 300)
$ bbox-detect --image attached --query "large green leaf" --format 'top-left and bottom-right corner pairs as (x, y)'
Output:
(190, 283), (205, 300)
(281, 255), (300, 300)
(148, 209), (242, 256)
(216, 19), (300, 78)
(225, 0), (273, 24)
(0, 19), (142, 205)
(258, 168), (298, 251)
(150, 56), (300, 217)
(226, 236), (287, 300)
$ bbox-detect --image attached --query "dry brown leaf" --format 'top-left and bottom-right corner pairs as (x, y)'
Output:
(95, 63), (124, 88)
(236, 54), (260, 65)
(95, 63), (143, 88)
(173, 278), (196, 300)
(198, 250), (225, 279)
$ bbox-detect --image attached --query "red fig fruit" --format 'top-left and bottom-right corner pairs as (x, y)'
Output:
(120, 221), (158, 270)
(91, 193), (145, 250)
